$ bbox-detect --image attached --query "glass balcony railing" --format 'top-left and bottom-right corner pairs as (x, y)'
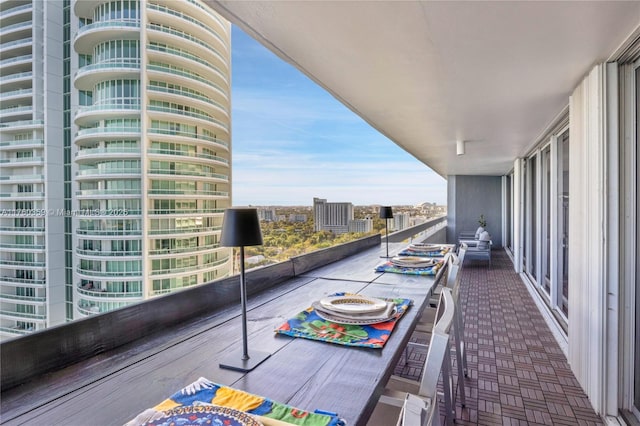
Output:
(76, 189), (141, 196)
(1, 106), (32, 115)
(75, 61), (140, 78)
(146, 64), (227, 98)
(0, 175), (44, 181)
(0, 87), (33, 99)
(76, 168), (141, 176)
(147, 127), (228, 148)
(147, 105), (228, 130)
(0, 326), (32, 335)
(0, 226), (45, 232)
(147, 208), (224, 215)
(147, 148), (228, 164)
(0, 293), (46, 302)
(0, 120), (44, 128)
(0, 157), (43, 164)
(148, 168), (228, 180)
(147, 44), (227, 83)
(0, 192), (45, 198)
(75, 19), (140, 38)
(148, 243), (220, 255)
(0, 20), (32, 35)
(0, 71), (32, 83)
(0, 276), (46, 285)
(0, 139), (43, 148)
(0, 37), (32, 51)
(76, 147), (140, 157)
(77, 287), (143, 299)
(76, 127), (141, 137)
(147, 85), (227, 114)
(0, 3), (32, 19)
(0, 260), (46, 267)
(147, 3), (227, 47)
(146, 23), (226, 65)
(76, 268), (142, 278)
(0, 53), (32, 68)
(76, 228), (142, 236)
(75, 103), (141, 116)
(76, 249), (142, 257)
(147, 225), (221, 235)
(0, 310), (45, 320)
(0, 243), (45, 250)
(147, 189), (228, 196)
(150, 258), (227, 276)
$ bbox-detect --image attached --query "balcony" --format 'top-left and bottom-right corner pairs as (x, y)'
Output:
(0, 219), (605, 424)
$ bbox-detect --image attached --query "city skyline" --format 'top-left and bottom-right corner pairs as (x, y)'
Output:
(230, 26), (447, 206)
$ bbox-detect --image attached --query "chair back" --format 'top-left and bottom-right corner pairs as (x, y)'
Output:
(417, 330), (451, 403)
(432, 287), (455, 334)
(457, 242), (468, 265)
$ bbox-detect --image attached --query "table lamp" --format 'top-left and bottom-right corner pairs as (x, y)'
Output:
(379, 206), (393, 258)
(219, 207), (271, 372)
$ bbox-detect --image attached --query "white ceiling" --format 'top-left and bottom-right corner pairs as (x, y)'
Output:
(205, 1), (640, 177)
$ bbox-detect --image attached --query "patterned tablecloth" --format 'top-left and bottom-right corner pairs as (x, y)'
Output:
(125, 377), (345, 426)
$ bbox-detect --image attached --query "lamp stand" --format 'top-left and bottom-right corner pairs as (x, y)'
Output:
(219, 246), (271, 372)
(380, 218), (391, 258)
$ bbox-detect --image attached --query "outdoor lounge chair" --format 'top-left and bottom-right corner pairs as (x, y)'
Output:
(463, 233), (491, 267)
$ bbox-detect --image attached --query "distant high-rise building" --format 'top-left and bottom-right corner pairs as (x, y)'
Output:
(288, 214), (307, 222)
(258, 208), (277, 222)
(0, 0), (232, 340)
(313, 197), (353, 234)
(348, 216), (373, 233)
(393, 213), (410, 231)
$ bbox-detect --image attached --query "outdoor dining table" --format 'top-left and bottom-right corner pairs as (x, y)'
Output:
(0, 242), (443, 426)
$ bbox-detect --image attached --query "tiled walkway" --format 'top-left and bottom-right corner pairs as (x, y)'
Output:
(393, 250), (603, 425)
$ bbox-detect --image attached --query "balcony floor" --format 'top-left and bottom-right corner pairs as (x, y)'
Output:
(394, 250), (603, 425)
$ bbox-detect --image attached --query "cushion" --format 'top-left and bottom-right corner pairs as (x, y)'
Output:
(475, 226), (485, 238)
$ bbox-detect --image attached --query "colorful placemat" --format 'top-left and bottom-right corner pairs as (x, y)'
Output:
(125, 377), (345, 426)
(275, 292), (412, 349)
(374, 259), (444, 276)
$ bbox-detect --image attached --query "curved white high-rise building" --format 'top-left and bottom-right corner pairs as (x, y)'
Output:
(0, 0), (232, 338)
(72, 0), (232, 317)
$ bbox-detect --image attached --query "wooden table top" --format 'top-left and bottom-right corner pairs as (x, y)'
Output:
(1, 245), (439, 426)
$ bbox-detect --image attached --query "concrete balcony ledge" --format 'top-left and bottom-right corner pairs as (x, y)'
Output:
(0, 233), (380, 391)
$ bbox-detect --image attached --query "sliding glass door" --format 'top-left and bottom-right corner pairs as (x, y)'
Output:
(557, 130), (570, 316)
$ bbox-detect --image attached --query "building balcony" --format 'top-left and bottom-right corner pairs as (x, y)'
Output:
(0, 220), (606, 424)
(0, 275), (46, 286)
(74, 103), (141, 127)
(73, 20), (140, 54)
(74, 126), (140, 144)
(75, 147), (140, 160)
(145, 2), (229, 55)
(0, 138), (42, 150)
(146, 148), (229, 167)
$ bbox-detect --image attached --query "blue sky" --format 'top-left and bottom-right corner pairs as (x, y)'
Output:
(230, 26), (446, 207)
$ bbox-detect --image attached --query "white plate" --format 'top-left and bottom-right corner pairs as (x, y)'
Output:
(391, 256), (437, 268)
(315, 305), (397, 325)
(319, 295), (387, 314)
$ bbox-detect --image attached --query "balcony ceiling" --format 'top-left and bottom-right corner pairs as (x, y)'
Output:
(205, 1), (640, 177)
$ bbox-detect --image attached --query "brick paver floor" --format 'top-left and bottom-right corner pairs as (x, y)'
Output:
(393, 250), (603, 425)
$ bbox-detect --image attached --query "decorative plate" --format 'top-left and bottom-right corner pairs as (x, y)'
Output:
(315, 305), (398, 325)
(391, 256), (437, 268)
(144, 405), (263, 426)
(319, 295), (387, 314)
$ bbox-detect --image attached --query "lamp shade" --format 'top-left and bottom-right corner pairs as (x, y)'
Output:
(379, 206), (393, 219)
(220, 207), (263, 247)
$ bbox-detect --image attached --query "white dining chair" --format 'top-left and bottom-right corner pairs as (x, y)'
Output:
(368, 288), (456, 426)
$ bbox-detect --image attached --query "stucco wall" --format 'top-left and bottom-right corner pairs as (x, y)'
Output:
(446, 175), (503, 247)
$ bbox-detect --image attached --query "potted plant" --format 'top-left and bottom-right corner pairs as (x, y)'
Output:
(478, 214), (487, 228)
